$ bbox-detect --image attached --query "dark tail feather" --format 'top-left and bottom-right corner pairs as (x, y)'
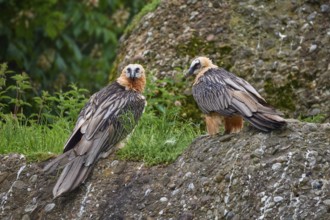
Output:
(245, 111), (287, 132)
(43, 150), (74, 174)
(52, 155), (93, 198)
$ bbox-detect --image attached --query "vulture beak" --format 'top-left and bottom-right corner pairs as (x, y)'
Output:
(185, 67), (195, 78)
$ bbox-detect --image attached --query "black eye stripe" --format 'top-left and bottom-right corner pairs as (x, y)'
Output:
(135, 68), (140, 73)
(191, 62), (201, 72)
(127, 67), (131, 73)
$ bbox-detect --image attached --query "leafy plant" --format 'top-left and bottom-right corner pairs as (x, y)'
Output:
(7, 72), (32, 117)
(0, 63), (13, 111)
(145, 73), (185, 114)
(0, 64), (89, 161)
(0, 0), (149, 93)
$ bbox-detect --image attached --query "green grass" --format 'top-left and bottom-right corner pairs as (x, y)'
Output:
(0, 107), (200, 165)
(299, 114), (327, 123)
(0, 116), (71, 162)
(117, 109), (201, 166)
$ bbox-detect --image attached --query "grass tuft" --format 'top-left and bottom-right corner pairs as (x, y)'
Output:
(0, 116), (70, 160)
(298, 114), (326, 123)
(117, 109), (201, 166)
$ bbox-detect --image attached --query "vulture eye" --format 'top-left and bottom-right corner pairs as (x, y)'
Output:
(135, 68), (140, 73)
(127, 68), (131, 74)
(194, 60), (201, 67)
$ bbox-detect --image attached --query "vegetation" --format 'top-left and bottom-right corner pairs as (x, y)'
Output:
(299, 114), (326, 123)
(0, 63), (201, 164)
(0, 0), (149, 93)
(118, 109), (200, 166)
(0, 0), (200, 165)
(0, 63), (89, 161)
(118, 73), (201, 166)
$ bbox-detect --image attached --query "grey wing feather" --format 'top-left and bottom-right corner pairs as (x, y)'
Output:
(221, 68), (266, 103)
(192, 69), (235, 116)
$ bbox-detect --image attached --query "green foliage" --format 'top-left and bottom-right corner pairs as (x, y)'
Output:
(0, 63), (13, 110)
(7, 72), (32, 117)
(0, 0), (149, 92)
(145, 73), (185, 114)
(0, 64), (89, 161)
(144, 71), (202, 122)
(0, 63), (89, 122)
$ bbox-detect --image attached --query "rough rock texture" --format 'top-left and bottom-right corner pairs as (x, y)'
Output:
(1, 120), (330, 219)
(114, 0), (330, 121)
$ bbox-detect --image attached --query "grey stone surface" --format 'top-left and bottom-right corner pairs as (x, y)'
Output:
(114, 0), (330, 122)
(0, 121), (329, 219)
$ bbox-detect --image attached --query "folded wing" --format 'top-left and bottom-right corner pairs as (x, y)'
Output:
(192, 68), (286, 132)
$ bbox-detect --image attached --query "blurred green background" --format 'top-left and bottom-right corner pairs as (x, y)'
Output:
(0, 0), (149, 93)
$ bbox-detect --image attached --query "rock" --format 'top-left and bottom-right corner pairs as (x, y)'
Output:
(160, 197), (168, 202)
(179, 212), (194, 220)
(144, 188), (152, 196)
(323, 199), (330, 206)
(28, 175), (37, 183)
(311, 180), (323, 190)
(272, 163), (282, 171)
(225, 211), (235, 219)
(309, 44), (317, 53)
(13, 180), (26, 190)
(188, 182), (195, 191)
(112, 162), (126, 174)
(253, 148), (265, 158)
(274, 196), (284, 203)
(307, 12), (317, 21)
(320, 123), (330, 131)
(302, 123), (318, 132)
(113, 0), (330, 123)
(24, 204), (38, 213)
(320, 4), (330, 13)
(0, 172), (8, 184)
(172, 188), (180, 196)
(1, 121), (330, 219)
(308, 108), (321, 116)
(21, 214), (30, 220)
(44, 203), (55, 212)
(184, 172), (192, 178)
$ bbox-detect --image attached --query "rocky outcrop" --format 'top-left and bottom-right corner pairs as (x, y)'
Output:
(113, 0), (330, 121)
(1, 120), (330, 219)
